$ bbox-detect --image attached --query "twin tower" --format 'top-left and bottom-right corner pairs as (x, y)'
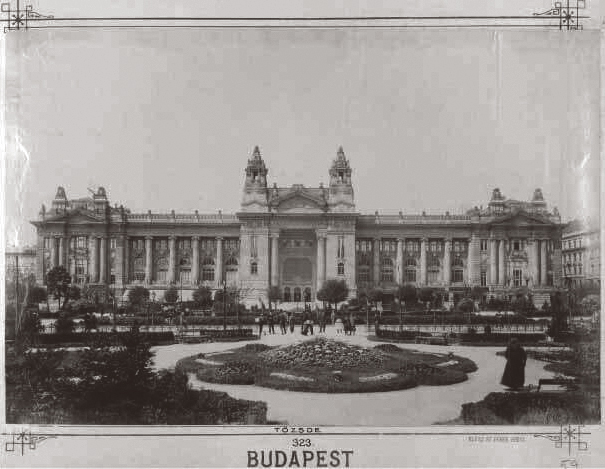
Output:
(240, 146), (356, 214)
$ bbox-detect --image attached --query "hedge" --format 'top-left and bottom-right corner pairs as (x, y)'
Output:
(34, 331), (175, 346)
(458, 332), (546, 344)
(197, 328), (255, 339)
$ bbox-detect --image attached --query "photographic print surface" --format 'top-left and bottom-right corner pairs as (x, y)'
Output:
(2, 0), (603, 467)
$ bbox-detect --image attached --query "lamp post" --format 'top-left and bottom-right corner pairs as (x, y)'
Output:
(151, 291), (156, 327)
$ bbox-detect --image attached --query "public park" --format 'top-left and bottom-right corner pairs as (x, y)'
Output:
(5, 269), (600, 426)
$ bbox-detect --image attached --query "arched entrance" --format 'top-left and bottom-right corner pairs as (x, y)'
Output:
(293, 287), (302, 302)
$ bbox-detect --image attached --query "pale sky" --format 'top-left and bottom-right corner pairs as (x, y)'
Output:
(4, 27), (601, 247)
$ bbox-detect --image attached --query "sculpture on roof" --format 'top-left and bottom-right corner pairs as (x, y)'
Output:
(55, 186), (67, 199)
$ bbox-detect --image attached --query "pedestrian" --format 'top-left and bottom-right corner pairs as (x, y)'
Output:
(319, 310), (326, 333)
(258, 313), (265, 338)
(343, 317), (351, 335)
(335, 316), (344, 335)
(500, 338), (527, 390)
(268, 312), (275, 334)
(305, 317), (314, 335)
(280, 310), (287, 334)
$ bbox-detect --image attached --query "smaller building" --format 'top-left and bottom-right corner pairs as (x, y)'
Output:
(5, 245), (38, 280)
(562, 218), (601, 289)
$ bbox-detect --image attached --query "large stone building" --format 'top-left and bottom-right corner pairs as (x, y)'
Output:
(562, 218), (601, 289)
(32, 147), (563, 306)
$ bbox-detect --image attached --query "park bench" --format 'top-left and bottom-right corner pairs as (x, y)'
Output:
(536, 378), (578, 392)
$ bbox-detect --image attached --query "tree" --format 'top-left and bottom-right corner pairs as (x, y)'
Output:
(548, 290), (569, 339)
(55, 313), (75, 334)
(128, 286), (150, 311)
(267, 286), (281, 313)
(67, 285), (81, 303)
(418, 287), (435, 305)
(28, 286), (48, 306)
(164, 286), (179, 304)
(367, 287), (384, 314)
(320, 279), (349, 311)
(83, 313), (98, 332)
(46, 266), (72, 310)
(192, 286), (213, 309)
(456, 298), (475, 314)
(396, 284), (417, 309)
(17, 310), (42, 346)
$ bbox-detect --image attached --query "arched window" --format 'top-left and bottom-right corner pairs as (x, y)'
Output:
(337, 262), (345, 275)
(283, 287), (291, 302)
(293, 287), (302, 302)
(250, 261), (258, 275)
(404, 268), (416, 283)
(304, 288), (312, 302)
(453, 257), (464, 267)
(202, 257), (215, 282)
(381, 257), (393, 282)
(405, 258), (417, 267)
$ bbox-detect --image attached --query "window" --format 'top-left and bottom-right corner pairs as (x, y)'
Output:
(338, 238), (345, 258)
(406, 240), (419, 252)
(405, 258), (417, 267)
(428, 269), (439, 284)
(357, 266), (370, 282)
(429, 241), (441, 252)
(110, 238), (117, 249)
(452, 269), (464, 283)
(380, 258), (393, 282)
(513, 240), (520, 251)
(110, 274), (115, 285)
(480, 239), (488, 251)
(480, 270), (487, 287)
(202, 258), (215, 282)
(250, 262), (258, 275)
(293, 287), (302, 302)
(405, 269), (416, 283)
(77, 236), (87, 249)
(337, 262), (345, 276)
(133, 258), (145, 281)
(513, 269), (522, 287)
(578, 264), (583, 275)
(178, 239), (191, 251)
(283, 287), (291, 302)
(180, 269), (191, 284)
(453, 241), (462, 253)
(304, 288), (312, 302)
(76, 258), (86, 276)
(453, 257), (464, 267)
(251, 235), (258, 258)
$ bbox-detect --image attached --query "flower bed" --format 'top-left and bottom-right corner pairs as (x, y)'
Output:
(179, 338), (478, 393)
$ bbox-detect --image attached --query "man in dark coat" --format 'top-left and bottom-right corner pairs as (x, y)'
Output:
(500, 338), (527, 390)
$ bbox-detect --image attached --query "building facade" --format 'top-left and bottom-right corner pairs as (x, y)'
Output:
(562, 219), (601, 289)
(5, 246), (38, 281)
(32, 147), (563, 306)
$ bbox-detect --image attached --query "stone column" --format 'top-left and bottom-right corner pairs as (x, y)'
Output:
(395, 238), (404, 285)
(528, 238), (539, 287)
(99, 236), (107, 283)
(116, 236), (125, 286)
(467, 234), (480, 284)
(192, 236), (200, 285)
(50, 237), (58, 269)
(498, 239), (506, 286)
(489, 238), (497, 286)
(443, 238), (452, 286)
(316, 233), (326, 290)
(215, 237), (223, 287)
(168, 236), (177, 284)
(372, 238), (381, 286)
(144, 236), (153, 285)
(36, 234), (45, 284)
(58, 237), (65, 267)
(90, 237), (99, 283)
(540, 240), (548, 286)
(122, 236), (130, 285)
(270, 234), (279, 287)
(419, 238), (427, 286)
(552, 238), (562, 287)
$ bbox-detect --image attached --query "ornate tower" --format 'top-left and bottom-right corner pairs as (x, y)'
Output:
(327, 146), (355, 212)
(241, 146), (269, 212)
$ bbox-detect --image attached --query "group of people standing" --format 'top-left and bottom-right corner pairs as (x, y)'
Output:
(256, 309), (357, 337)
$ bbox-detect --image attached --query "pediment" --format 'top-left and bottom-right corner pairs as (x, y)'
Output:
(489, 211), (552, 227)
(275, 193), (326, 213)
(45, 209), (104, 224)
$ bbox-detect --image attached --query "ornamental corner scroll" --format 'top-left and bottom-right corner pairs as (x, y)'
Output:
(3, 429), (57, 456)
